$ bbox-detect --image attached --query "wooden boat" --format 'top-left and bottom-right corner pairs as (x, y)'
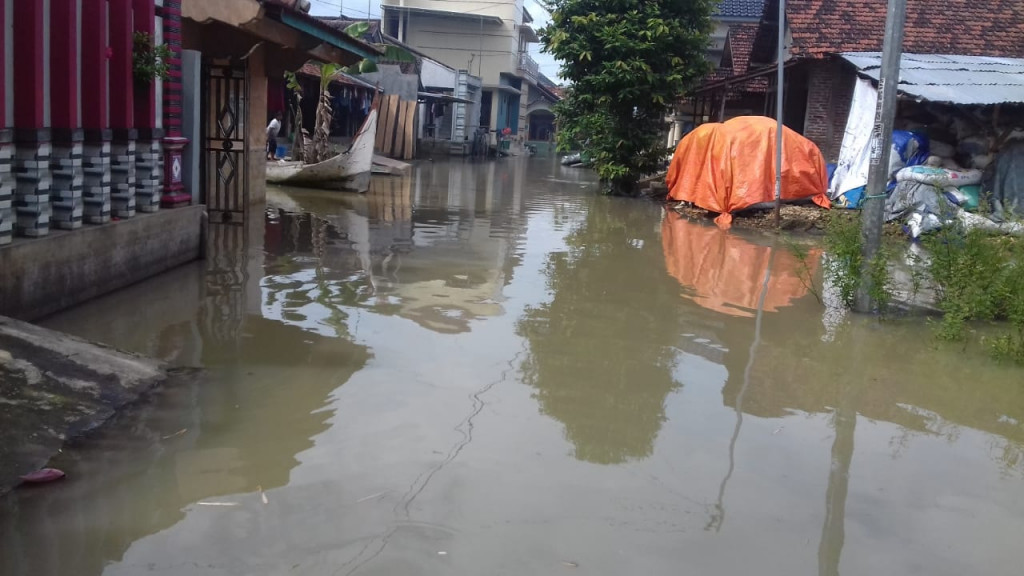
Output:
(266, 95), (379, 193)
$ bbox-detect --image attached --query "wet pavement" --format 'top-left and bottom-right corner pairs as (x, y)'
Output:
(2, 157), (1023, 575)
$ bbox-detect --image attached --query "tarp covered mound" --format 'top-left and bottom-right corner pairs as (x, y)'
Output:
(666, 116), (830, 229)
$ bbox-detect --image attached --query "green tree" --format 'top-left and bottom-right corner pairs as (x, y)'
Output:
(540, 0), (713, 194)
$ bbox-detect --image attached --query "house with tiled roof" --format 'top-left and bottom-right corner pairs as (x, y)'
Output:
(707, 0), (767, 68)
(667, 0), (767, 146)
(692, 0), (1024, 160)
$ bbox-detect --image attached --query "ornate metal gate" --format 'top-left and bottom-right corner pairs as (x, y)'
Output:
(202, 60), (249, 222)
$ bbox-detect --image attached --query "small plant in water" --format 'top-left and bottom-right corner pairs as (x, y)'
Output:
(818, 212), (896, 313)
(782, 235), (822, 305)
(923, 223), (1024, 360)
(780, 194), (1024, 364)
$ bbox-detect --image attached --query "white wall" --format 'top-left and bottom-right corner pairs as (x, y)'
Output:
(400, 13), (518, 86)
(181, 50), (201, 204)
(421, 58), (456, 90)
(385, 0), (519, 23)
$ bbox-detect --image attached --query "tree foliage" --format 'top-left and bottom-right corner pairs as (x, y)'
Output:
(540, 0), (714, 194)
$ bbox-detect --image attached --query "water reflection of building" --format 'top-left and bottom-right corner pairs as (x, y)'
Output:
(265, 163), (530, 334)
(4, 218), (371, 576)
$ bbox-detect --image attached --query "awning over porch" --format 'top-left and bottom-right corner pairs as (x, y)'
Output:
(417, 92), (474, 104)
(184, 0), (384, 74)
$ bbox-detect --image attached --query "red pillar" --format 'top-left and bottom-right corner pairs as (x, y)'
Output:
(0, 0), (6, 131)
(50, 0), (79, 131)
(161, 0), (191, 207)
(13, 0), (46, 131)
(0, 0), (11, 244)
(12, 0), (51, 237)
(80, 0), (112, 224)
(50, 0), (84, 229)
(109, 0), (135, 132)
(163, 0), (183, 139)
(109, 0), (138, 217)
(81, 0), (109, 135)
(132, 0), (162, 212)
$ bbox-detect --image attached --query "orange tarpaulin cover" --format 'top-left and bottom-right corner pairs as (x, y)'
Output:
(662, 214), (821, 318)
(666, 116), (830, 229)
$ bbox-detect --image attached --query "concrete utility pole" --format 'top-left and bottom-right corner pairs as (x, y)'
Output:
(773, 0), (786, 228)
(854, 0), (907, 312)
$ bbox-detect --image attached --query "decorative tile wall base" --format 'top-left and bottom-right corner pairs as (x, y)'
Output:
(83, 139), (113, 224)
(14, 141), (53, 237)
(110, 139), (137, 218)
(136, 139), (163, 213)
(51, 141), (84, 230)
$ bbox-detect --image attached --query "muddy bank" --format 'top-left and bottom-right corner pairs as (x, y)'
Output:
(666, 201), (908, 237)
(0, 316), (182, 494)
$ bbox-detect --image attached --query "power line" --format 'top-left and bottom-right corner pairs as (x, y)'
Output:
(312, 0), (542, 20)
(311, 0), (378, 18)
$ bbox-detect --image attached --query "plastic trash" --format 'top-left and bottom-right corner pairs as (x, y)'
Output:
(896, 166), (983, 188)
(836, 186), (866, 209)
(20, 468), (66, 484)
(945, 185), (981, 211)
(987, 142), (1024, 219)
(892, 130), (930, 171)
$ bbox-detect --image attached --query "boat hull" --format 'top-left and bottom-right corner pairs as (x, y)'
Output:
(267, 101), (378, 193)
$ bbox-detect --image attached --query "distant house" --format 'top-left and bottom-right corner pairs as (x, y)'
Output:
(379, 0), (542, 147)
(691, 0), (1024, 161)
(526, 73), (563, 147)
(667, 1), (765, 146)
(311, 17), (488, 155)
(708, 0), (766, 69)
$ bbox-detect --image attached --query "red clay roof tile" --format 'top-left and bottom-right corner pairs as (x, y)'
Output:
(753, 0), (1024, 62)
(728, 23), (760, 75)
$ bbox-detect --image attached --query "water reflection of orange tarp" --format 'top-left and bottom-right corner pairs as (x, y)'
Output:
(661, 214), (820, 318)
(666, 116), (830, 229)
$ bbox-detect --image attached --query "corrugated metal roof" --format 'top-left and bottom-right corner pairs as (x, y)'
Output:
(841, 52), (1024, 105)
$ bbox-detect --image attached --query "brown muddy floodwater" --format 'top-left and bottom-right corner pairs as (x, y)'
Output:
(2, 157), (1024, 576)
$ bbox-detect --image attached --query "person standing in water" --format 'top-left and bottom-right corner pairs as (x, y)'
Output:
(267, 111), (283, 161)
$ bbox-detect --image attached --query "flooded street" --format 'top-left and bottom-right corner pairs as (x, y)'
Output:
(3, 157), (1024, 575)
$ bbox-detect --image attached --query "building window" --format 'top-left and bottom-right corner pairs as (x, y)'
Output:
(383, 10), (399, 38)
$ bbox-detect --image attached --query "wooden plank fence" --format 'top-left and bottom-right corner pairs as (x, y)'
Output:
(375, 94), (417, 161)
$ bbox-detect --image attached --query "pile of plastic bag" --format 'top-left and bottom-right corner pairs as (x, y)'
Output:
(885, 160), (1024, 239)
(833, 130), (930, 209)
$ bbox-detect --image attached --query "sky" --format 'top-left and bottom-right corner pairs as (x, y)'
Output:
(307, 0), (563, 83)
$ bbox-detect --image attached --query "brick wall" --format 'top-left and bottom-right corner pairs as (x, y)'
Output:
(801, 59), (855, 162)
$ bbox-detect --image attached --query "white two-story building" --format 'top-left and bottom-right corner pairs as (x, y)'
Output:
(380, 0), (541, 146)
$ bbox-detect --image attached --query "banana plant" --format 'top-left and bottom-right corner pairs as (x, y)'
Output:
(284, 71), (311, 163)
(301, 23), (417, 163)
(313, 62), (340, 163)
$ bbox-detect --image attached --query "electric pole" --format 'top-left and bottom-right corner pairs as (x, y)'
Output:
(773, 0), (786, 228)
(855, 0), (907, 312)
